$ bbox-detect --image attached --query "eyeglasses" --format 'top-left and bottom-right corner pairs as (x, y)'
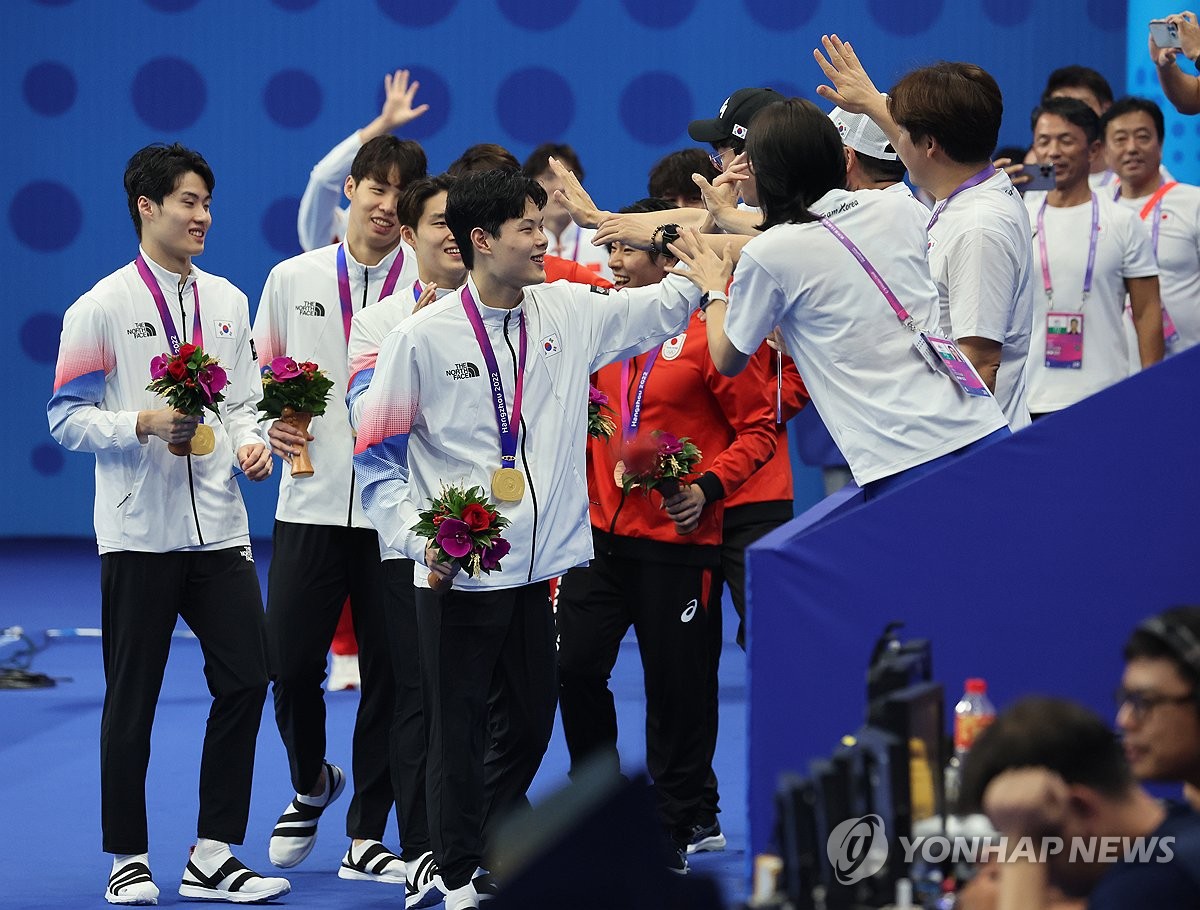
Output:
(1114, 686), (1195, 720)
(709, 151), (725, 172)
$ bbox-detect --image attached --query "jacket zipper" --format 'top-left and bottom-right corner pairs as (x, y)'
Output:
(346, 265), (369, 527)
(502, 312), (538, 582)
(180, 282), (204, 545)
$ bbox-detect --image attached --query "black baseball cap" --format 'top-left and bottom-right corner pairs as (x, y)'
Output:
(688, 87), (783, 144)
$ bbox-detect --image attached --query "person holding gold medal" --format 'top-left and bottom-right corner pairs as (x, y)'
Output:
(353, 168), (732, 910)
(48, 143), (281, 904)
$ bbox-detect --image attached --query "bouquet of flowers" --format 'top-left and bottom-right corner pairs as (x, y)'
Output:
(256, 357), (335, 477)
(412, 484), (512, 591)
(587, 385), (617, 440)
(618, 430), (702, 499)
(146, 343), (227, 456)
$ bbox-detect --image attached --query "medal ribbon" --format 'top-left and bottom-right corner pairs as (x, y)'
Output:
(1037, 193), (1099, 305)
(619, 348), (661, 444)
(926, 165), (996, 231)
(461, 285), (527, 467)
(336, 243), (406, 342)
(136, 254), (202, 352)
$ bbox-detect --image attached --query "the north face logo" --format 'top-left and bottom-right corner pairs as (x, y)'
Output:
(127, 322), (156, 339)
(297, 300), (325, 317)
(446, 362), (481, 380)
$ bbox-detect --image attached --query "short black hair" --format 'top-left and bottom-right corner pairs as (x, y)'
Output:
(124, 142), (214, 239)
(1031, 96), (1101, 144)
(398, 173), (458, 231)
(350, 135), (428, 187)
(994, 144), (1030, 164)
(445, 169), (548, 270)
(960, 697), (1133, 814)
(1123, 606), (1200, 689)
(446, 143), (521, 176)
(647, 149), (719, 204)
(1042, 65), (1114, 108)
(1101, 96), (1166, 144)
(852, 149), (908, 184)
(608, 197), (676, 262)
(746, 97), (846, 230)
(889, 62), (1004, 164)
(522, 143), (584, 181)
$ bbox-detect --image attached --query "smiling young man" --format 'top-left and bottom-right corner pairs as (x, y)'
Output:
(353, 169), (730, 910)
(253, 135), (425, 886)
(1024, 98), (1163, 416)
(49, 143), (284, 905)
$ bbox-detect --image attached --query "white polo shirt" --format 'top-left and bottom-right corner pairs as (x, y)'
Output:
(927, 170), (1035, 430)
(725, 188), (1008, 486)
(1024, 193), (1158, 413)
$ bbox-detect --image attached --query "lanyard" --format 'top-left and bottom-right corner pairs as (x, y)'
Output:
(335, 243), (405, 342)
(1036, 193), (1099, 304)
(819, 217), (917, 331)
(135, 254), (202, 353)
(926, 165), (996, 231)
(461, 285), (527, 467)
(1129, 182), (1178, 258)
(619, 348), (661, 443)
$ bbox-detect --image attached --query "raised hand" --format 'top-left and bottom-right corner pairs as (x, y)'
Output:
(379, 69), (429, 130)
(548, 156), (609, 229)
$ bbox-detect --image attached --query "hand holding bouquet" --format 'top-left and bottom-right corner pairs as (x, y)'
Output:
(146, 343), (227, 456)
(619, 431), (704, 536)
(412, 485), (512, 592)
(587, 385), (617, 440)
(256, 357), (335, 477)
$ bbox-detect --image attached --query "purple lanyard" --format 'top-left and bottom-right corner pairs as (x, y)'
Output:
(1119, 182), (1177, 259)
(1036, 193), (1099, 304)
(926, 165), (996, 231)
(135, 254), (202, 353)
(819, 216), (918, 331)
(461, 286), (527, 466)
(619, 348), (661, 443)
(336, 243), (405, 342)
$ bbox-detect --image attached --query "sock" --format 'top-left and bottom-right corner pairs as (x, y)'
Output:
(112, 853), (149, 872)
(192, 838), (232, 866)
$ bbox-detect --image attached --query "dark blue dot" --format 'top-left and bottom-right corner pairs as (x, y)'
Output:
(498, 0), (578, 29)
(144, 0), (200, 10)
(376, 0), (457, 26)
(620, 73), (692, 145)
(23, 62), (77, 116)
(1174, 149), (1185, 163)
(1135, 68), (1148, 86)
(1173, 121), (1186, 137)
(271, 0), (318, 8)
(496, 68), (574, 144)
(20, 312), (63, 364)
(743, 0), (817, 28)
(264, 69), (322, 128)
(10, 182), (82, 252)
(262, 197), (302, 257)
(131, 58), (206, 130)
(867, 0), (942, 35)
(1086, 0), (1126, 31)
(375, 66), (451, 141)
(31, 444), (65, 477)
(981, 0), (1032, 26)
(621, 0), (696, 27)
(32, 0), (74, 5)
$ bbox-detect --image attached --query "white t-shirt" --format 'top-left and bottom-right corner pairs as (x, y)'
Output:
(725, 188), (1008, 486)
(927, 170), (1035, 430)
(544, 222), (612, 279)
(1024, 193), (1158, 413)
(1113, 181), (1200, 353)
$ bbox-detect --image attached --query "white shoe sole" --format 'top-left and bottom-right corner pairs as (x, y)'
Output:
(105, 892), (158, 906)
(686, 832), (727, 854)
(338, 865), (406, 885)
(178, 880), (291, 903)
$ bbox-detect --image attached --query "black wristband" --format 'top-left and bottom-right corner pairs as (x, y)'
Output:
(656, 223), (680, 256)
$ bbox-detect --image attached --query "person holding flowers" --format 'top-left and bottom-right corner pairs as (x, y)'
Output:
(353, 168), (732, 910)
(556, 197), (779, 872)
(48, 143), (283, 904)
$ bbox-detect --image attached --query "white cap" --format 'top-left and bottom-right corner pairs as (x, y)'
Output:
(829, 102), (898, 161)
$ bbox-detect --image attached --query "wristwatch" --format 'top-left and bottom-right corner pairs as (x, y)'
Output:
(699, 292), (727, 312)
(655, 223), (680, 256)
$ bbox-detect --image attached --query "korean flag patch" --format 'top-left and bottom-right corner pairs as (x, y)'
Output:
(541, 333), (561, 357)
(214, 319), (234, 338)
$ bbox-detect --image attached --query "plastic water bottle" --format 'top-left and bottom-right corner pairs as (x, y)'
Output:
(945, 678), (996, 812)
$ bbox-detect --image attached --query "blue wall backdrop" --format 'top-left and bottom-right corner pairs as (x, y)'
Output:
(3, 0), (1128, 537)
(1129, 0), (1200, 184)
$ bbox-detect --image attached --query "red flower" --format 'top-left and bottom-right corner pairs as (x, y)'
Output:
(432, 514), (445, 526)
(167, 358), (188, 380)
(461, 503), (491, 532)
(300, 361), (319, 374)
(621, 436), (660, 477)
(178, 343), (198, 361)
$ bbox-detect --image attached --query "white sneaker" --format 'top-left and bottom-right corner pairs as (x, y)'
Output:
(405, 851), (446, 909)
(338, 839), (405, 884)
(106, 857), (159, 905)
(443, 881), (480, 910)
(179, 850), (290, 903)
(268, 761), (346, 868)
(328, 652), (361, 691)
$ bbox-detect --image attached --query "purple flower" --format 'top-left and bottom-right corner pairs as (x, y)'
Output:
(656, 432), (683, 456)
(197, 364), (228, 404)
(588, 385), (609, 407)
(435, 517), (474, 559)
(150, 354), (170, 380)
(269, 356), (302, 381)
(481, 536), (511, 571)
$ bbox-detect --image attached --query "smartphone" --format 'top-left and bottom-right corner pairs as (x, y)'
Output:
(1016, 162), (1057, 193)
(1150, 18), (1183, 49)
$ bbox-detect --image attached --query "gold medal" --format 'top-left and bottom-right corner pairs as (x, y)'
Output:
(492, 467), (525, 502)
(189, 424), (216, 456)
(613, 459), (626, 489)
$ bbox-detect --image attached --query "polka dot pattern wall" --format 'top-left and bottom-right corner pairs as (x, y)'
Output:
(1128, 0), (1200, 175)
(5, 0), (1125, 536)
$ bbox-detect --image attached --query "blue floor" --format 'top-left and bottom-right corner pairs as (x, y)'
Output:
(0, 537), (747, 909)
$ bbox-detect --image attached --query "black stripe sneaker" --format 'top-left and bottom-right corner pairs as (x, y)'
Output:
(338, 840), (405, 885)
(106, 857), (159, 905)
(267, 760), (345, 868)
(179, 851), (290, 904)
(404, 851), (446, 909)
(685, 819), (727, 854)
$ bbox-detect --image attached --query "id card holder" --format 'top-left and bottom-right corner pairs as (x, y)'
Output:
(1163, 305), (1180, 346)
(922, 333), (992, 397)
(1045, 311), (1083, 369)
(910, 330), (941, 372)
